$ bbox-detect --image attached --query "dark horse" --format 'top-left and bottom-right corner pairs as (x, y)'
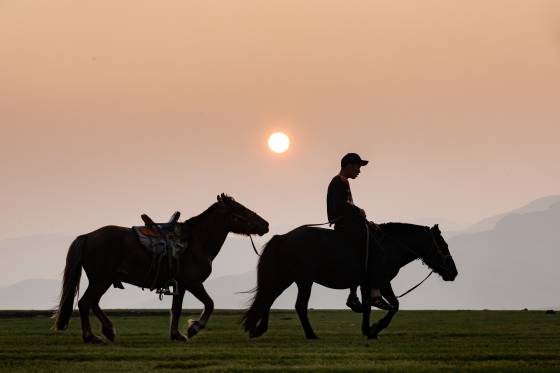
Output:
(243, 223), (457, 339)
(53, 194), (269, 343)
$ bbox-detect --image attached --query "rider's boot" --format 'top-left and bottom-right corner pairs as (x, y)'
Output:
(346, 290), (363, 313)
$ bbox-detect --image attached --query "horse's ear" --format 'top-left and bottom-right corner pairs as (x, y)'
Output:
(217, 194), (222, 203)
(432, 224), (440, 233)
(220, 193), (232, 205)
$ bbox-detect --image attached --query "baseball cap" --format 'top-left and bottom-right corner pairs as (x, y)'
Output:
(341, 153), (369, 167)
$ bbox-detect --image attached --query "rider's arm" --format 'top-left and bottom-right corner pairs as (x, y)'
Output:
(329, 178), (362, 221)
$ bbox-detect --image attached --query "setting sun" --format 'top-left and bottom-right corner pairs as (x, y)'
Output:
(268, 132), (290, 154)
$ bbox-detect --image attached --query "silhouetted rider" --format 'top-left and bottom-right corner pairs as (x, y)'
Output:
(327, 153), (393, 311)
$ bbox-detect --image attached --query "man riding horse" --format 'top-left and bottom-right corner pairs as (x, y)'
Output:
(327, 152), (393, 311)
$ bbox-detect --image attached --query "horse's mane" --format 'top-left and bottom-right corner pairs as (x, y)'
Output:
(183, 203), (220, 227)
(182, 194), (236, 228)
(380, 222), (429, 236)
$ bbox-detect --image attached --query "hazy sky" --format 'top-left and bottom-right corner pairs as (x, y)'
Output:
(1, 0), (559, 239)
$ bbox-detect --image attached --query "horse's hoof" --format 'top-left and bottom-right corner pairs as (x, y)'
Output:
(367, 323), (380, 339)
(187, 320), (202, 339)
(83, 334), (105, 344)
(102, 326), (116, 342)
(306, 334), (319, 340)
(249, 329), (263, 339)
(170, 331), (188, 342)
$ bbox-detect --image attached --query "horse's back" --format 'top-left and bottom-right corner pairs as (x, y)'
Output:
(279, 225), (348, 252)
(80, 225), (140, 275)
(84, 225), (137, 248)
(260, 225), (362, 288)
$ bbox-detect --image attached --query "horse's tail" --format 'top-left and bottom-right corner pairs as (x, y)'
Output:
(52, 235), (86, 331)
(242, 235), (290, 337)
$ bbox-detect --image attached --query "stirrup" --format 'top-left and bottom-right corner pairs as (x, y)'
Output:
(156, 279), (179, 300)
(366, 296), (394, 311)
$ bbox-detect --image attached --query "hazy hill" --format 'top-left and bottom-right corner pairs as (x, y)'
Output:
(0, 234), (72, 286)
(1, 196), (559, 310)
(462, 195), (560, 234)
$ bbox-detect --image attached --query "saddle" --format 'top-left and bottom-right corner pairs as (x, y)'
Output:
(135, 211), (182, 250)
(131, 211), (188, 298)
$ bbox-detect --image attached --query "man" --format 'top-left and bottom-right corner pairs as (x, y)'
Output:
(327, 153), (393, 311)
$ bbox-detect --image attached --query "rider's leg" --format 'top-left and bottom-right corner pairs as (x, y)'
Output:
(366, 238), (394, 311)
(335, 224), (364, 312)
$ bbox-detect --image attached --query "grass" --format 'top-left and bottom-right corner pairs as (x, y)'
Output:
(0, 310), (559, 372)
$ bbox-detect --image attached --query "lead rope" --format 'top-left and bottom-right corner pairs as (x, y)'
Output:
(248, 221), (332, 257)
(249, 234), (260, 256)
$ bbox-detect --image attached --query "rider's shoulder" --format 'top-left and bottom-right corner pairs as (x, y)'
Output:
(329, 175), (344, 185)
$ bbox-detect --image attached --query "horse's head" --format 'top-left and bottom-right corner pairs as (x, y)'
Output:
(216, 193), (269, 236)
(421, 224), (458, 281)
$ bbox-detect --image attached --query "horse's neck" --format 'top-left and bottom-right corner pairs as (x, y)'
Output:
(190, 214), (229, 261)
(397, 250), (418, 268)
(205, 228), (229, 261)
(387, 233), (425, 269)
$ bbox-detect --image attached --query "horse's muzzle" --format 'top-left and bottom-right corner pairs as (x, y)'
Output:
(257, 222), (269, 236)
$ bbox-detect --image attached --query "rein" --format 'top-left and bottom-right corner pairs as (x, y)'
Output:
(396, 270), (434, 298)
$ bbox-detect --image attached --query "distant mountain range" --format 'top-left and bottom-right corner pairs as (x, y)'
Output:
(1, 195), (559, 310)
(460, 195), (560, 234)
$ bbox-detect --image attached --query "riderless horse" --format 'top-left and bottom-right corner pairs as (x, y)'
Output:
(53, 194), (269, 343)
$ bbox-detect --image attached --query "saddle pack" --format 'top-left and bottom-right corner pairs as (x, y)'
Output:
(132, 211), (188, 298)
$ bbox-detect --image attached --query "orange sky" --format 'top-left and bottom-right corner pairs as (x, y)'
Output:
(1, 0), (559, 238)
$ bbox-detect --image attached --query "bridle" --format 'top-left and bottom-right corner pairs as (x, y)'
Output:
(368, 225), (452, 298)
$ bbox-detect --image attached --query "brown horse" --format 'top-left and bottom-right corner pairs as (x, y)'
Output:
(53, 194), (269, 343)
(243, 223), (457, 339)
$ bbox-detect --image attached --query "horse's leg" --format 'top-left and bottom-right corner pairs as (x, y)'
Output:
(368, 282), (399, 339)
(186, 282), (214, 339)
(92, 304), (116, 342)
(295, 281), (318, 339)
(78, 282), (107, 344)
(89, 282), (115, 342)
(360, 286), (372, 337)
(252, 283), (292, 338)
(254, 308), (271, 337)
(169, 287), (187, 342)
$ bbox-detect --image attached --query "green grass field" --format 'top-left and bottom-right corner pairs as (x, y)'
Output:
(0, 310), (558, 372)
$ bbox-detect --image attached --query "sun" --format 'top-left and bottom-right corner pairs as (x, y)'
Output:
(268, 132), (290, 154)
